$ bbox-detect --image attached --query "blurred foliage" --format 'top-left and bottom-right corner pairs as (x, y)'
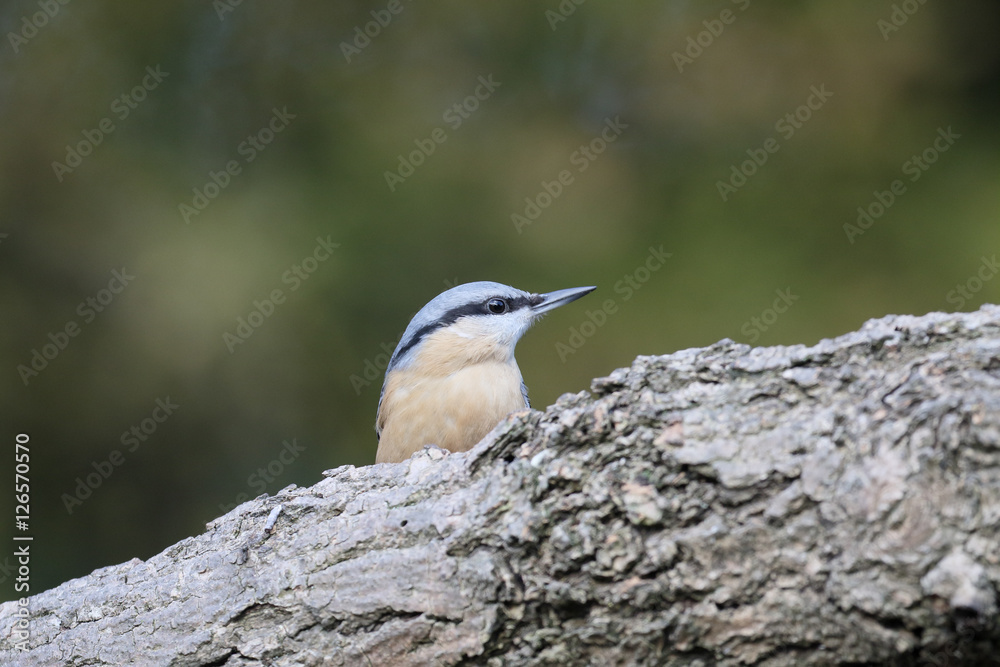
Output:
(1, 0), (998, 598)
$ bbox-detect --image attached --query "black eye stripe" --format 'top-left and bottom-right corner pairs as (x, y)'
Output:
(389, 294), (536, 367)
(502, 295), (534, 311)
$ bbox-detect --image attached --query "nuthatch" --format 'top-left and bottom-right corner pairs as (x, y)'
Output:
(375, 281), (595, 463)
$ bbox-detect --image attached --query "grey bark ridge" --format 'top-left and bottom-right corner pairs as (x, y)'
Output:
(3, 305), (1000, 665)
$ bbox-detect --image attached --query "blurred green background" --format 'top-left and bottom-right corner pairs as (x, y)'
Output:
(2, 0), (998, 599)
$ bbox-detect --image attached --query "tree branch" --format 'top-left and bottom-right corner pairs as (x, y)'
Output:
(4, 306), (1000, 665)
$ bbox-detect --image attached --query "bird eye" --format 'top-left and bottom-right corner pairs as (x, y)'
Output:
(487, 298), (507, 314)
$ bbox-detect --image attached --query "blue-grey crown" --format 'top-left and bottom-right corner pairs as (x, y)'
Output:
(386, 281), (539, 373)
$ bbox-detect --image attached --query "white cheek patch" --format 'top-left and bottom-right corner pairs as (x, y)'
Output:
(447, 319), (480, 340)
(448, 312), (538, 351)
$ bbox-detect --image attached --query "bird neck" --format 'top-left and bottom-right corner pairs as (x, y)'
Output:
(412, 328), (517, 376)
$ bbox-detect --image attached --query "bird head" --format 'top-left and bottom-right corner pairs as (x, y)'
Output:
(386, 281), (596, 373)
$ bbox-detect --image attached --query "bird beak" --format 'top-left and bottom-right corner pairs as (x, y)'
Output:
(531, 285), (596, 315)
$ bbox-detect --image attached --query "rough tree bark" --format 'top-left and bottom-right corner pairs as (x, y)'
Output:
(3, 306), (1000, 666)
